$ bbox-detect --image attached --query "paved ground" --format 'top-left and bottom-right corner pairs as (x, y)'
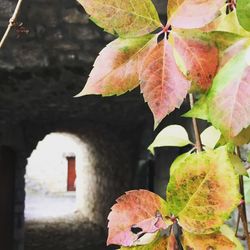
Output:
(25, 193), (77, 221)
(24, 193), (116, 250)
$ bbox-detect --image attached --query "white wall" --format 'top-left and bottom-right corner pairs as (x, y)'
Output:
(25, 132), (97, 220)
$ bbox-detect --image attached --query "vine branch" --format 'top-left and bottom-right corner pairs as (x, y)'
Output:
(189, 94), (202, 152)
(0, 0), (24, 49)
(236, 147), (250, 249)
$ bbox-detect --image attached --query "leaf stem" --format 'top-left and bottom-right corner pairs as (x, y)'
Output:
(0, 0), (24, 49)
(189, 94), (202, 152)
(236, 147), (250, 249)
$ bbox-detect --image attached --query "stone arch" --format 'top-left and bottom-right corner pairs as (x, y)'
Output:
(25, 131), (99, 221)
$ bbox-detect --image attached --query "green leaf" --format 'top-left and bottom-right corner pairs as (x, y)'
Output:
(75, 35), (155, 97)
(182, 226), (241, 250)
(107, 190), (170, 246)
(206, 8), (250, 37)
(207, 47), (250, 139)
(201, 126), (221, 150)
(229, 154), (248, 176)
(244, 170), (250, 204)
(167, 147), (241, 234)
(77, 0), (162, 38)
(182, 95), (209, 120)
(220, 225), (244, 250)
(148, 125), (191, 154)
(247, 151), (250, 162)
(237, 0), (250, 32)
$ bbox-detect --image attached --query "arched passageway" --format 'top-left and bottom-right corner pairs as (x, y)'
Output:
(24, 132), (111, 250)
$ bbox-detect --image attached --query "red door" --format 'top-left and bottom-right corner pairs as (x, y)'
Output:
(67, 157), (76, 191)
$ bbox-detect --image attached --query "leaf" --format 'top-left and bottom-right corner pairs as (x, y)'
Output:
(182, 95), (209, 120)
(167, 0), (225, 29)
(220, 225), (244, 250)
(206, 9), (250, 36)
(76, 35), (155, 97)
(182, 228), (238, 250)
(172, 31), (219, 91)
(107, 190), (170, 246)
(201, 126), (221, 150)
(229, 154), (248, 176)
(237, 0), (250, 32)
(167, 147), (241, 234)
(148, 125), (191, 154)
(219, 38), (250, 69)
(140, 38), (190, 127)
(207, 47), (250, 138)
(170, 151), (192, 176)
(120, 236), (174, 250)
(173, 31), (219, 90)
(77, 0), (162, 38)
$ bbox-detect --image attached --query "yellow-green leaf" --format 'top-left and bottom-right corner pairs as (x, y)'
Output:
(182, 226), (242, 250)
(182, 95), (209, 120)
(167, 147), (241, 234)
(220, 225), (244, 250)
(77, 0), (162, 38)
(201, 126), (221, 150)
(229, 154), (248, 176)
(148, 125), (191, 154)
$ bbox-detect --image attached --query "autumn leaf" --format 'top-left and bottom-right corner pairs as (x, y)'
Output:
(207, 47), (250, 138)
(203, 8), (250, 37)
(167, 147), (241, 234)
(120, 235), (177, 250)
(237, 0), (250, 32)
(76, 35), (156, 97)
(107, 190), (170, 247)
(172, 30), (219, 91)
(140, 38), (190, 127)
(219, 38), (250, 69)
(167, 0), (225, 29)
(77, 0), (162, 38)
(182, 228), (238, 250)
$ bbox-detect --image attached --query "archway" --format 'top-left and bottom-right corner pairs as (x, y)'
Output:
(24, 132), (107, 250)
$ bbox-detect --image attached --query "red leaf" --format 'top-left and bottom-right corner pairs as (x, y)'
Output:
(173, 32), (219, 91)
(107, 190), (169, 247)
(140, 38), (190, 127)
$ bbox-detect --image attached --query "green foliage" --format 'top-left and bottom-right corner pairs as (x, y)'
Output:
(237, 0), (250, 32)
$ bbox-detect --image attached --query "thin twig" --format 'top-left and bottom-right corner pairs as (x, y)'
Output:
(0, 0), (24, 49)
(189, 94), (202, 152)
(236, 147), (250, 249)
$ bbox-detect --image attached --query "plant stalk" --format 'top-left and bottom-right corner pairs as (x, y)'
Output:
(236, 147), (250, 249)
(0, 0), (24, 48)
(189, 94), (202, 152)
